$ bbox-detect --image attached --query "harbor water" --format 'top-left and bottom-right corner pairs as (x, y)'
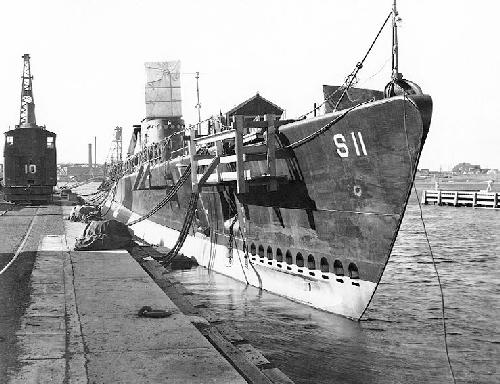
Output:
(170, 196), (500, 384)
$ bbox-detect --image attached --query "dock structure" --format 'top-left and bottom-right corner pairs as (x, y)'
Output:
(189, 114), (295, 194)
(421, 189), (500, 209)
(4, 202), (293, 384)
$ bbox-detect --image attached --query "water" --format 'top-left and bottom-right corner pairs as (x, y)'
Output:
(170, 200), (500, 384)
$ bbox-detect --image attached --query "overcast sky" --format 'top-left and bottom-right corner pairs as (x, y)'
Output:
(1, 0), (499, 171)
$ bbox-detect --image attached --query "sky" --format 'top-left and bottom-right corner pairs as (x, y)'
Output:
(0, 0), (499, 171)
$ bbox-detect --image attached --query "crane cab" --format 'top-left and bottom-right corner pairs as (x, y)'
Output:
(3, 127), (57, 203)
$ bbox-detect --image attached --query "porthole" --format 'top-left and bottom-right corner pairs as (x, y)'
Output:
(267, 246), (273, 260)
(276, 248), (283, 262)
(307, 254), (315, 270)
(296, 253), (304, 267)
(320, 257), (329, 273)
(334, 260), (344, 276)
(348, 262), (359, 279)
(285, 250), (292, 265)
(258, 245), (265, 258)
(250, 243), (256, 256)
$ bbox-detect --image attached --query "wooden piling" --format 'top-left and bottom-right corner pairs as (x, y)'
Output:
(422, 189), (499, 209)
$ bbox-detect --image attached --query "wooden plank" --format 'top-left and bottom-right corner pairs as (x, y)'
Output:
(262, 368), (295, 384)
(193, 154), (215, 161)
(265, 114), (277, 192)
(220, 155), (237, 164)
(243, 132), (265, 144)
(238, 343), (270, 366)
(198, 170), (251, 184)
(215, 140), (223, 182)
(215, 324), (246, 344)
(200, 327), (274, 384)
(243, 120), (268, 129)
(195, 129), (236, 146)
(198, 155), (237, 166)
(243, 144), (267, 155)
(234, 115), (247, 193)
(198, 156), (221, 187)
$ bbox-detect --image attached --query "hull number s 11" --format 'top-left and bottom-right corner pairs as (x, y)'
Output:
(333, 132), (368, 158)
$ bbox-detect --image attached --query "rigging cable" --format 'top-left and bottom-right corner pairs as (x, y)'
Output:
(282, 10), (392, 150)
(296, 10), (392, 120)
(401, 94), (457, 384)
(126, 164), (192, 226)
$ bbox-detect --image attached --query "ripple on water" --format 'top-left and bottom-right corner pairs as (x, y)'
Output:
(170, 203), (500, 384)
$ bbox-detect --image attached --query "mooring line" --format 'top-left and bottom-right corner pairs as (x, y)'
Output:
(0, 208), (38, 276)
(412, 185), (457, 384)
(401, 94), (457, 384)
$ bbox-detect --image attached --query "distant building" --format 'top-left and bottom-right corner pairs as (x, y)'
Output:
(58, 163), (104, 182)
(452, 162), (482, 175)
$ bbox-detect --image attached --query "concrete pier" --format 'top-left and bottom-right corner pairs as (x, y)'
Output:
(2, 203), (291, 383)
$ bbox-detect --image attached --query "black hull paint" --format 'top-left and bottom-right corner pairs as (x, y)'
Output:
(108, 95), (432, 317)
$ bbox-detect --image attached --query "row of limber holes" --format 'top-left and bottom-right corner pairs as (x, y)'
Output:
(249, 243), (361, 287)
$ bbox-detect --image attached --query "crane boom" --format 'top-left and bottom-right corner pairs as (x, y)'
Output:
(19, 53), (37, 127)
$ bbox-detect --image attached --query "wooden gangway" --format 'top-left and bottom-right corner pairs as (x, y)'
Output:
(189, 114), (294, 193)
(421, 189), (499, 209)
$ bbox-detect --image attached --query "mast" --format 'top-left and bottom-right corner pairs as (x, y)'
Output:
(19, 53), (37, 127)
(195, 72), (201, 129)
(391, 0), (402, 81)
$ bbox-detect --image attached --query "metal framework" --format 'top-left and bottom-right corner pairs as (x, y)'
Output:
(110, 126), (123, 163)
(19, 53), (36, 127)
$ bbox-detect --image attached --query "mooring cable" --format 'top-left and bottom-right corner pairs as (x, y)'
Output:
(412, 185), (457, 384)
(0, 208), (38, 276)
(402, 94), (457, 384)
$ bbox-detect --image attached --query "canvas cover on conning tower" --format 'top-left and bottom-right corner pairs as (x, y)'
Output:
(145, 61), (182, 118)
